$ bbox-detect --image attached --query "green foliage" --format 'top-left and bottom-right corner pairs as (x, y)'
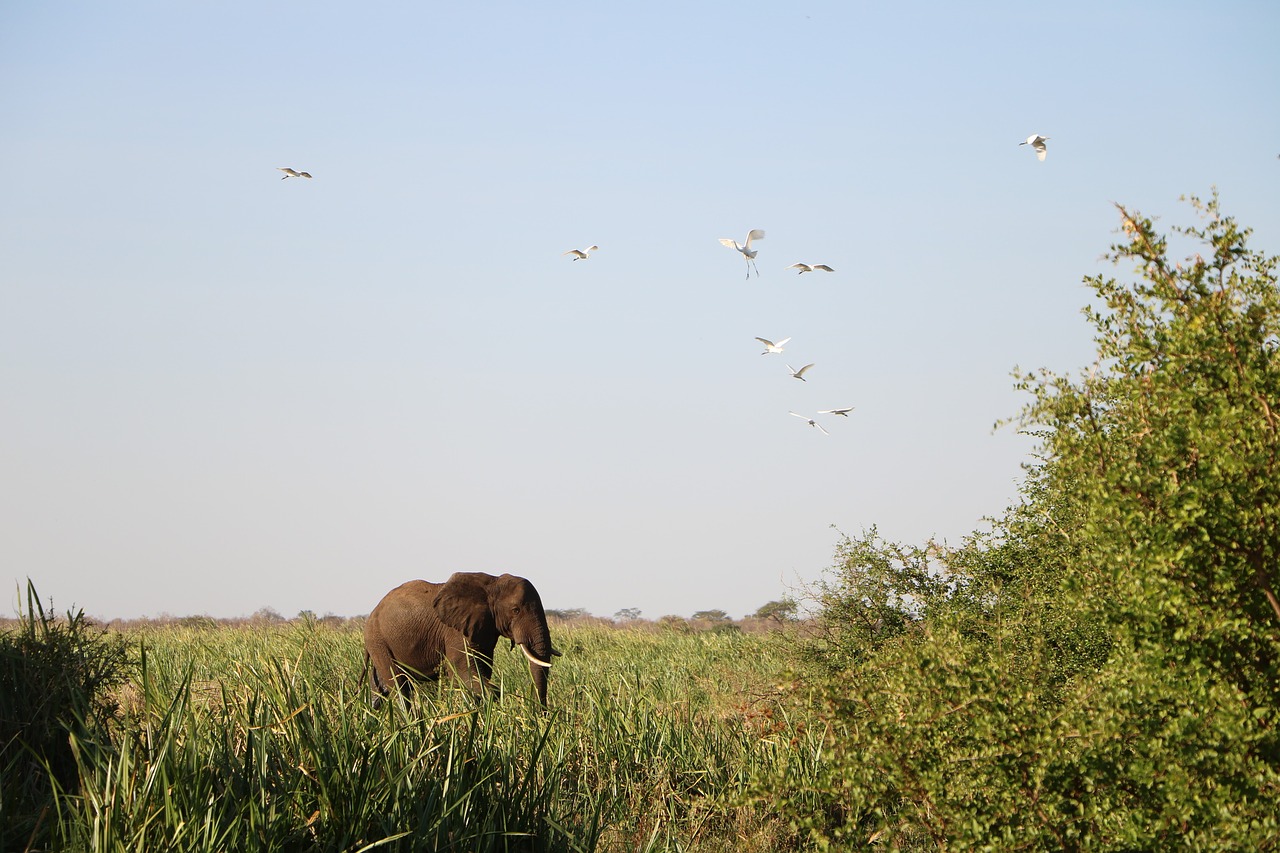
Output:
(781, 193), (1280, 847)
(657, 615), (692, 633)
(805, 528), (949, 672)
(1016, 192), (1280, 700)
(0, 582), (133, 852)
(545, 608), (591, 621)
(691, 610), (729, 622)
(752, 599), (798, 623)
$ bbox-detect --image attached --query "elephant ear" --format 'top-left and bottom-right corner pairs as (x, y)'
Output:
(433, 572), (498, 638)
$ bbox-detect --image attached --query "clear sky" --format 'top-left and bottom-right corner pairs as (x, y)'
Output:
(3, 1), (1278, 621)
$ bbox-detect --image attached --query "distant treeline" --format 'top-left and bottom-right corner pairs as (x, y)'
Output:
(0, 598), (803, 636)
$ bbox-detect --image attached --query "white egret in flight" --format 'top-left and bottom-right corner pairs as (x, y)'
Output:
(1019, 134), (1049, 162)
(278, 167), (313, 179)
(788, 363), (814, 381)
(786, 263), (835, 274)
(563, 245), (599, 260)
(755, 336), (791, 355)
(818, 406), (855, 417)
(789, 412), (829, 434)
(719, 229), (765, 279)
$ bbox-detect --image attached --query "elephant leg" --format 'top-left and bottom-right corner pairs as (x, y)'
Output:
(390, 660), (420, 699)
(366, 640), (397, 701)
(363, 651), (385, 709)
(446, 644), (494, 698)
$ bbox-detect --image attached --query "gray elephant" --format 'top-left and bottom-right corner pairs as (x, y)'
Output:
(363, 572), (559, 706)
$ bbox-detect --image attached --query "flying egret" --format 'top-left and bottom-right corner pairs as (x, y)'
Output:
(563, 245), (598, 261)
(787, 363), (814, 381)
(818, 406), (855, 417)
(786, 263), (835, 274)
(755, 336), (791, 355)
(278, 167), (313, 179)
(1019, 134), (1049, 162)
(719, 229), (765, 279)
(789, 412), (829, 434)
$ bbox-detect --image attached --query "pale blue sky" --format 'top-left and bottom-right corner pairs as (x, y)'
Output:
(3, 1), (1278, 620)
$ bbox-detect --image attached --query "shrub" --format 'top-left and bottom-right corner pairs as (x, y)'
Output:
(752, 599), (798, 623)
(657, 615), (692, 633)
(784, 193), (1280, 847)
(0, 582), (133, 851)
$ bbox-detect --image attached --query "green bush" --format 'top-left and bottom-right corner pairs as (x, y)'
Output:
(0, 582), (133, 851)
(785, 193), (1280, 848)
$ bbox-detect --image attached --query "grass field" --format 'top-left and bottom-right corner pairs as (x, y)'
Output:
(32, 618), (823, 852)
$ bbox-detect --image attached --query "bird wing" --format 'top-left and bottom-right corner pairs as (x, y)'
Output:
(775, 337), (791, 347)
(1033, 142), (1047, 161)
(796, 363), (814, 377)
(719, 238), (739, 249)
(298, 172), (312, 178)
(819, 407), (853, 416)
(786, 263), (811, 272)
(563, 249), (585, 258)
(745, 229), (765, 247)
(278, 167), (298, 176)
(812, 265), (834, 272)
(788, 411), (808, 420)
(816, 422), (830, 435)
(755, 337), (775, 347)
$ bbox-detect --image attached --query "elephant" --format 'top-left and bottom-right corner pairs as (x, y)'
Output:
(363, 572), (559, 706)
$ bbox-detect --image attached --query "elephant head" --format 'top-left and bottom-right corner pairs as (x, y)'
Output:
(365, 572), (558, 707)
(432, 572), (557, 706)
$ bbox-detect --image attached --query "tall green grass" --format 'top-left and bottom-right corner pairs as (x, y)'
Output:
(39, 621), (822, 852)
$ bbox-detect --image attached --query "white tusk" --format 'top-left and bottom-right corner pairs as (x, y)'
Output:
(519, 643), (553, 668)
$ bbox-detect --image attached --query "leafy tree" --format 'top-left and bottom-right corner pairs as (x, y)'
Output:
(691, 609), (730, 623)
(752, 598), (798, 623)
(613, 607), (642, 622)
(545, 608), (591, 621)
(1015, 192), (1280, 694)
(780, 193), (1280, 847)
(250, 606), (285, 625)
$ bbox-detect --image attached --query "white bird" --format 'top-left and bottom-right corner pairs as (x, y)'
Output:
(719, 229), (765, 279)
(787, 363), (814, 381)
(790, 412), (829, 434)
(755, 336), (791, 355)
(786, 263), (835, 274)
(1019, 134), (1049, 162)
(563, 245), (599, 261)
(818, 406), (855, 417)
(278, 167), (313, 179)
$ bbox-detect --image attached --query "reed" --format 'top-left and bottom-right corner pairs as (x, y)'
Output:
(40, 620), (821, 852)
